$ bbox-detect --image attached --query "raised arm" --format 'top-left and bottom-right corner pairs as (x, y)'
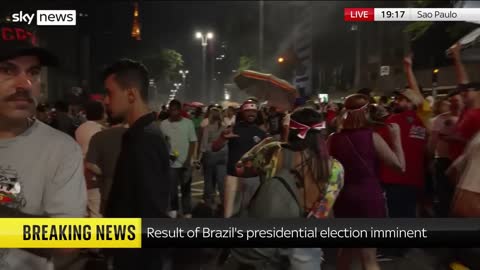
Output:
(403, 55), (424, 106)
(449, 42), (469, 84)
(212, 127), (238, 152)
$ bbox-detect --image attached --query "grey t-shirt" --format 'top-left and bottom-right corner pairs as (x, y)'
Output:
(86, 126), (127, 215)
(0, 120), (87, 270)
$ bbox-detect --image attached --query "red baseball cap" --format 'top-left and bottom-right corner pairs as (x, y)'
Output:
(0, 23), (57, 66)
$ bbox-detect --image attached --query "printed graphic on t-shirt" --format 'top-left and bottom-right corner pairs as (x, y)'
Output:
(409, 125), (426, 140)
(0, 166), (25, 209)
(0, 165), (26, 268)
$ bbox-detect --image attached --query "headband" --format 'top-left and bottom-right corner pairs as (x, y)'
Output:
(241, 103), (258, 111)
(289, 119), (326, 139)
(343, 102), (369, 119)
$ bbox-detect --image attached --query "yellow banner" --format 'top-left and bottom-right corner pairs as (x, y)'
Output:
(0, 218), (141, 248)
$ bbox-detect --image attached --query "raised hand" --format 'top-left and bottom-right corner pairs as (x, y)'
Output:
(222, 127), (239, 139)
(448, 42), (462, 57)
(403, 54), (413, 67)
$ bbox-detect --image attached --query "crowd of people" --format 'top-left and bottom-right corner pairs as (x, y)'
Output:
(1, 21), (480, 270)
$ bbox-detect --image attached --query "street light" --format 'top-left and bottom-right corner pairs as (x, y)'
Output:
(196, 32), (213, 46)
(432, 68), (439, 98)
(277, 57), (285, 63)
(179, 70), (189, 100)
(195, 31), (214, 102)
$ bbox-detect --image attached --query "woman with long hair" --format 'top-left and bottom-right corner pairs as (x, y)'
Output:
(200, 107), (227, 209)
(225, 107), (344, 269)
(328, 94), (405, 270)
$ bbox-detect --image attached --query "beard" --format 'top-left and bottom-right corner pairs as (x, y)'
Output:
(392, 105), (406, 114)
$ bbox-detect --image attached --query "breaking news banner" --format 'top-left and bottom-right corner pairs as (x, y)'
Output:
(0, 218), (479, 248)
(142, 219), (480, 248)
(0, 218), (141, 248)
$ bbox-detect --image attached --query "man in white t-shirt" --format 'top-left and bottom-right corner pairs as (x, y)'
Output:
(161, 99), (197, 218)
(429, 92), (463, 217)
(0, 23), (87, 270)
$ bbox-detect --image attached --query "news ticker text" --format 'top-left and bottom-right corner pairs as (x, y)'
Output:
(0, 218), (479, 248)
(344, 8), (480, 21)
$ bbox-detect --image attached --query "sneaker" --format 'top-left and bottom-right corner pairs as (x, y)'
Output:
(183, 213), (192, 219)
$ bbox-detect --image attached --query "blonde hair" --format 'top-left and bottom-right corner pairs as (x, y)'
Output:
(208, 108), (223, 129)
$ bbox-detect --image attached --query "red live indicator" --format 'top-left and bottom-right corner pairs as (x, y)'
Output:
(344, 8), (375, 22)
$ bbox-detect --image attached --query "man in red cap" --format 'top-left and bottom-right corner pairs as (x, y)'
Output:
(212, 100), (267, 217)
(0, 23), (87, 269)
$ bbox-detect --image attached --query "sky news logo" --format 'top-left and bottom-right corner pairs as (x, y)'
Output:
(11, 10), (76, 26)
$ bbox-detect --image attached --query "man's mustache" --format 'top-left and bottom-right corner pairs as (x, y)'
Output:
(4, 91), (35, 104)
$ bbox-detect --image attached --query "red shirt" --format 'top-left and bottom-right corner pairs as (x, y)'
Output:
(377, 110), (427, 188)
(449, 108), (480, 161)
(326, 110), (337, 126)
(181, 110), (190, 119)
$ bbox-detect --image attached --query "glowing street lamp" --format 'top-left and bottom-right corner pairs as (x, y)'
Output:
(195, 31), (214, 102)
(196, 32), (214, 46)
(178, 70), (189, 100)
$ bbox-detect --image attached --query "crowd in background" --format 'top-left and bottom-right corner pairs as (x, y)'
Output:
(3, 20), (480, 270)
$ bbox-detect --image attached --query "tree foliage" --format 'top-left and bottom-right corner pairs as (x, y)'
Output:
(142, 49), (184, 83)
(238, 56), (256, 72)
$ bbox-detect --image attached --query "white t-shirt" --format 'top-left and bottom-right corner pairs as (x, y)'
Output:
(75, 121), (104, 156)
(0, 120), (87, 269)
(160, 118), (198, 168)
(457, 132), (480, 193)
(431, 113), (459, 158)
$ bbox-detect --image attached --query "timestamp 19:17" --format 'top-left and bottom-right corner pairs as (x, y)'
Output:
(381, 10), (406, 18)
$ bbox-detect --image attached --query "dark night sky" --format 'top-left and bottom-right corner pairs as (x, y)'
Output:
(85, 1), (268, 99)
(3, 1), (471, 101)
